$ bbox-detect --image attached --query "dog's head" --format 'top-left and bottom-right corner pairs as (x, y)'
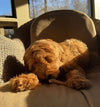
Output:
(24, 39), (63, 81)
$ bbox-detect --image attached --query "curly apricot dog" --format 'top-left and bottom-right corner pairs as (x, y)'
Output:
(10, 39), (93, 91)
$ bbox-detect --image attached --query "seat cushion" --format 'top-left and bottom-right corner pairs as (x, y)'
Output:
(30, 10), (98, 52)
(0, 65), (100, 107)
(0, 36), (25, 84)
(81, 65), (100, 107)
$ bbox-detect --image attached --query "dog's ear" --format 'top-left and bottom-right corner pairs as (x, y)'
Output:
(24, 61), (34, 73)
(23, 47), (29, 63)
(23, 53), (31, 73)
(24, 62), (29, 72)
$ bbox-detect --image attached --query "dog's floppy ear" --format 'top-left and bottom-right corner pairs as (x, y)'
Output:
(24, 62), (29, 72)
(23, 49), (31, 73)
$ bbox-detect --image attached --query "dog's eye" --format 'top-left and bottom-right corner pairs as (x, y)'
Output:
(44, 56), (52, 63)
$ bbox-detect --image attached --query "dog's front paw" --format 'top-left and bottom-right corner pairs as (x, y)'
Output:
(10, 73), (39, 92)
(66, 77), (91, 90)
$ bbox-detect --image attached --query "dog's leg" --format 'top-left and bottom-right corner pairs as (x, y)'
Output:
(49, 66), (91, 90)
(49, 79), (67, 85)
(65, 68), (91, 90)
(10, 73), (40, 92)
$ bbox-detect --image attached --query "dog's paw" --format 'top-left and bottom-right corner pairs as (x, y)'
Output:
(66, 77), (91, 90)
(10, 73), (39, 92)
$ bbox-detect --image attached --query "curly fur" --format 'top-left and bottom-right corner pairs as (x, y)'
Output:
(10, 38), (96, 91)
(10, 73), (39, 91)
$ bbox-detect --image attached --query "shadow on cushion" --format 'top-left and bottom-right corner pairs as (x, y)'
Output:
(0, 82), (10, 92)
(2, 55), (25, 82)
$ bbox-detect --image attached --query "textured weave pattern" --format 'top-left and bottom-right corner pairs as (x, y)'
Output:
(0, 35), (25, 84)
